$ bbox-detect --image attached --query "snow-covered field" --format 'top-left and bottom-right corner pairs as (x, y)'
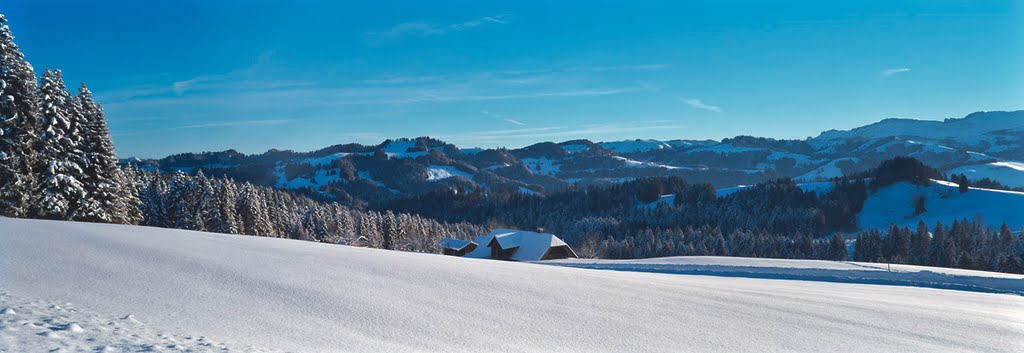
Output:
(949, 161), (1024, 188)
(2, 218), (1023, 352)
(858, 180), (1024, 231)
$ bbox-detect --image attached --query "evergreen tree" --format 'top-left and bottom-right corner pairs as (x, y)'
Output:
(33, 69), (88, 219)
(209, 180), (239, 234)
(909, 221), (931, 265)
(115, 166), (143, 224)
(828, 233), (848, 261)
(0, 14), (41, 217)
(72, 83), (125, 222)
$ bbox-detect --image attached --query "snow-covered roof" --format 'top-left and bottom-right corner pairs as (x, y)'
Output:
(440, 238), (475, 251)
(464, 229), (572, 261)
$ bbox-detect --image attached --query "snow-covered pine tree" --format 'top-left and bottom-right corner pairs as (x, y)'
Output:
(33, 69), (88, 220)
(115, 165), (143, 224)
(209, 179), (239, 234)
(237, 182), (272, 236)
(72, 83), (125, 223)
(0, 14), (42, 217)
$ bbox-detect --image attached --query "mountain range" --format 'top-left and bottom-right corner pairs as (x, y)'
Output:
(128, 110), (1024, 206)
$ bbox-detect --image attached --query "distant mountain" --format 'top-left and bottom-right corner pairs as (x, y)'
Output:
(125, 110), (1024, 206)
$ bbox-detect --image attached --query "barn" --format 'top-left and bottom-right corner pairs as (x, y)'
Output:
(445, 229), (578, 261)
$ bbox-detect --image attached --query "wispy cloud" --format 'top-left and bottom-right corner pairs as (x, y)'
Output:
(481, 110), (526, 125)
(171, 119), (295, 130)
(681, 98), (722, 112)
(167, 49), (316, 96)
(565, 64), (669, 72)
(364, 15), (508, 43)
(881, 68), (911, 77)
(437, 122), (684, 143)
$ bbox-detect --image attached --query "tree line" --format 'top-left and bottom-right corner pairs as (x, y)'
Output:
(128, 168), (484, 250)
(854, 220), (1024, 273)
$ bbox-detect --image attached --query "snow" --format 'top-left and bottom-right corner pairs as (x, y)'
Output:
(814, 111), (1024, 145)
(767, 151), (814, 166)
(795, 157), (860, 181)
(857, 180), (1024, 232)
(276, 167), (344, 189)
(440, 237), (474, 251)
(599, 139), (673, 153)
(546, 256), (1024, 294)
(518, 186), (540, 196)
(611, 156), (684, 170)
(640, 193), (676, 209)
(686, 144), (764, 155)
(357, 171), (399, 194)
(463, 229), (570, 261)
(949, 161), (1024, 188)
(425, 165), (473, 181)
(381, 140), (428, 159)
(3, 219), (1023, 353)
(519, 157), (561, 176)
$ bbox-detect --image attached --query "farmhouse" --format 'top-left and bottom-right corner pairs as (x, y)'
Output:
(443, 229), (578, 261)
(440, 237), (478, 256)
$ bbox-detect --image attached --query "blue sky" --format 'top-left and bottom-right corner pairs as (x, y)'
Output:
(6, 0), (1022, 157)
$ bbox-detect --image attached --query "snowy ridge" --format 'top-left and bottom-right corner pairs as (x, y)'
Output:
(3, 218), (1022, 352)
(547, 256), (1024, 295)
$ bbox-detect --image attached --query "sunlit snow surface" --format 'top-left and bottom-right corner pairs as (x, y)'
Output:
(857, 180), (1024, 231)
(2, 218), (1022, 352)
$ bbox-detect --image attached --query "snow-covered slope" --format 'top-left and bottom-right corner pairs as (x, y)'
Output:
(2, 219), (1023, 352)
(858, 180), (1024, 231)
(949, 161), (1024, 188)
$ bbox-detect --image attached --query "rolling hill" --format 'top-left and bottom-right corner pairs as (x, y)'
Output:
(128, 111), (1024, 206)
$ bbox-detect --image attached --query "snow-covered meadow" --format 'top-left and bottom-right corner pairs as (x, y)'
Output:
(2, 218), (1023, 352)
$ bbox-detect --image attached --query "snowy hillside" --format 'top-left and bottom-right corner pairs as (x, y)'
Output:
(858, 180), (1024, 231)
(3, 218), (1022, 352)
(949, 161), (1024, 188)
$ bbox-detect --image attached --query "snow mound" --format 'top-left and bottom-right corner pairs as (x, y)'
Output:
(2, 219), (1022, 352)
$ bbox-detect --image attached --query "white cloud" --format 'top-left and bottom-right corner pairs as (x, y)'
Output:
(681, 98), (722, 112)
(364, 15), (508, 43)
(481, 110), (526, 126)
(882, 68), (911, 77)
(172, 76), (210, 95)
